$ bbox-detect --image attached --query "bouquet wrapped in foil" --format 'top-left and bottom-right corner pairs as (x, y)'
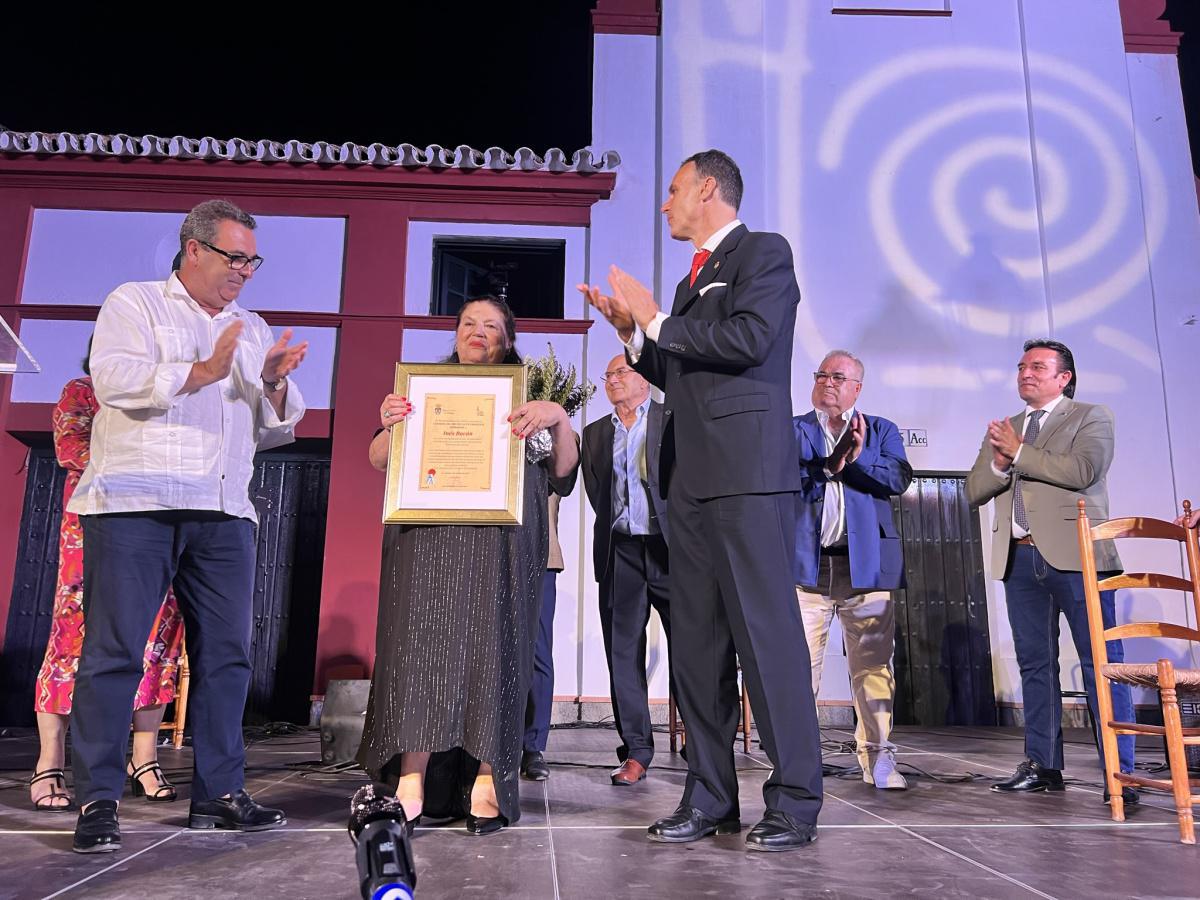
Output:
(523, 343), (595, 463)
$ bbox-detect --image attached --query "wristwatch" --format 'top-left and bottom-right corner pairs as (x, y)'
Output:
(264, 377), (287, 393)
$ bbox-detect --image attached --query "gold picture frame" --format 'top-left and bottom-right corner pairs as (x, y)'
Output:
(382, 363), (527, 525)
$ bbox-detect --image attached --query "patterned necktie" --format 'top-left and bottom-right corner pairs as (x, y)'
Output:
(689, 249), (711, 287)
(1012, 409), (1045, 531)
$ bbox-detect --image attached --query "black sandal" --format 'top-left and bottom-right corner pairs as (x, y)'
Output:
(128, 761), (178, 802)
(29, 768), (74, 812)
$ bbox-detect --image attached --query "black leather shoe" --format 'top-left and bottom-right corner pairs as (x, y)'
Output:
(1103, 786), (1140, 805)
(73, 800), (121, 854)
(991, 760), (1064, 793)
(188, 789), (287, 831)
(465, 813), (508, 835)
(647, 805), (741, 843)
(745, 809), (818, 852)
(521, 750), (550, 782)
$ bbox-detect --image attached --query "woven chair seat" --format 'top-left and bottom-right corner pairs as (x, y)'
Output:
(1102, 662), (1200, 690)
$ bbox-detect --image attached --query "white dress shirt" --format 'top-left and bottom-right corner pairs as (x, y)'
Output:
(68, 273), (305, 524)
(817, 407), (855, 547)
(990, 392), (1066, 538)
(625, 219), (743, 359)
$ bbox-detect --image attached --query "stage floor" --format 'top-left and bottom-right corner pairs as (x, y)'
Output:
(0, 723), (1191, 899)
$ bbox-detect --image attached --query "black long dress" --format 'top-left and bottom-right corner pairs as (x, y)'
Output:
(358, 459), (561, 824)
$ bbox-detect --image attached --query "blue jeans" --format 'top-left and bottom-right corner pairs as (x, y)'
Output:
(1004, 544), (1135, 773)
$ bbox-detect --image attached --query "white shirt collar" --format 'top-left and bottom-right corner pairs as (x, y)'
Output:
(700, 219), (742, 254)
(814, 406), (855, 429)
(1024, 393), (1066, 419)
(166, 271), (244, 319)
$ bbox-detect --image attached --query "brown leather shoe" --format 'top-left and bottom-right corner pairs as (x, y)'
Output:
(610, 759), (647, 786)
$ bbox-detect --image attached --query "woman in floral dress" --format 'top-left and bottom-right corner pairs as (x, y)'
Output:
(29, 369), (186, 811)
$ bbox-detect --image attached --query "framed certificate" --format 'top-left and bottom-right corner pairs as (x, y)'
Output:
(383, 363), (528, 525)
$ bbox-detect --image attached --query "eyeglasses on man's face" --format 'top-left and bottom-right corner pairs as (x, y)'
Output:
(199, 240), (264, 272)
(812, 371), (860, 386)
(602, 367), (637, 383)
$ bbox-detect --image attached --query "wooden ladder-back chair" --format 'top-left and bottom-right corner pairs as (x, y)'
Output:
(1076, 499), (1200, 844)
(158, 639), (191, 750)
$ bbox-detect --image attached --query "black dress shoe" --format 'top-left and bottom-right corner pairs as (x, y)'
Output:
(188, 789), (287, 831)
(465, 813), (508, 835)
(520, 750), (550, 782)
(990, 760), (1064, 793)
(647, 805), (741, 843)
(73, 800), (121, 854)
(745, 810), (818, 852)
(1103, 786), (1140, 805)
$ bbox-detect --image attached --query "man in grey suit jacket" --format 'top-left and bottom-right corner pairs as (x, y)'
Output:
(967, 339), (1136, 800)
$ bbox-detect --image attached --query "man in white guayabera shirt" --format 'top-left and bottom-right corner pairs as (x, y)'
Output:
(68, 200), (308, 854)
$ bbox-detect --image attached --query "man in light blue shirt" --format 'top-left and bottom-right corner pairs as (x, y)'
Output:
(582, 355), (670, 786)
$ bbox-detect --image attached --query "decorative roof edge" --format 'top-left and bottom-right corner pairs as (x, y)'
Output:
(0, 129), (621, 174)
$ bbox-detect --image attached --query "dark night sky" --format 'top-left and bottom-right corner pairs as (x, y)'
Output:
(3, 4), (1198, 175)
(1166, 0), (1200, 177)
(0, 4), (598, 153)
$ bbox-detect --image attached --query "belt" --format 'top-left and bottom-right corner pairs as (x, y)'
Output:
(820, 545), (850, 557)
(612, 531), (659, 543)
(1016, 535), (1035, 546)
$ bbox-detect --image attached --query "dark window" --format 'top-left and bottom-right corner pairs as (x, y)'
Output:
(431, 237), (566, 319)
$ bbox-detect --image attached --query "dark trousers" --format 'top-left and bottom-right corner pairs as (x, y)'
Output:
(1004, 543), (1135, 772)
(600, 532), (671, 767)
(668, 489), (824, 824)
(71, 511), (256, 804)
(523, 571), (558, 753)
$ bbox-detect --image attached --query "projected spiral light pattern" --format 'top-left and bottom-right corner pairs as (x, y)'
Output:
(818, 47), (1168, 337)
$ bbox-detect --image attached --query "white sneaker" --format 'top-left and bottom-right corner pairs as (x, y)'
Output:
(865, 751), (907, 790)
(858, 751), (874, 785)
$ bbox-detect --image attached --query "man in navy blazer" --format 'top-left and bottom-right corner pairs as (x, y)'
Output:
(793, 350), (912, 789)
(582, 149), (823, 852)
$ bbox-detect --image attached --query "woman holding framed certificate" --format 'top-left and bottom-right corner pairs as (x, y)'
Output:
(359, 296), (579, 836)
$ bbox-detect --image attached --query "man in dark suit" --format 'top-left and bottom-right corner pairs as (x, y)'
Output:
(967, 339), (1137, 804)
(582, 354), (671, 786)
(581, 149), (822, 851)
(792, 350), (913, 790)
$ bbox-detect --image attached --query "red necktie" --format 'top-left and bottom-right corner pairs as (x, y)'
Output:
(689, 249), (711, 287)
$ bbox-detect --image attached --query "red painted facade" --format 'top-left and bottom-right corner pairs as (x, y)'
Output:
(592, 0), (661, 36)
(1119, 0), (1182, 54)
(0, 154), (612, 688)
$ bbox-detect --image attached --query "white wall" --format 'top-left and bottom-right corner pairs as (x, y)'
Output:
(570, 0), (1200, 708)
(396, 2), (1200, 709)
(583, 32), (671, 701)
